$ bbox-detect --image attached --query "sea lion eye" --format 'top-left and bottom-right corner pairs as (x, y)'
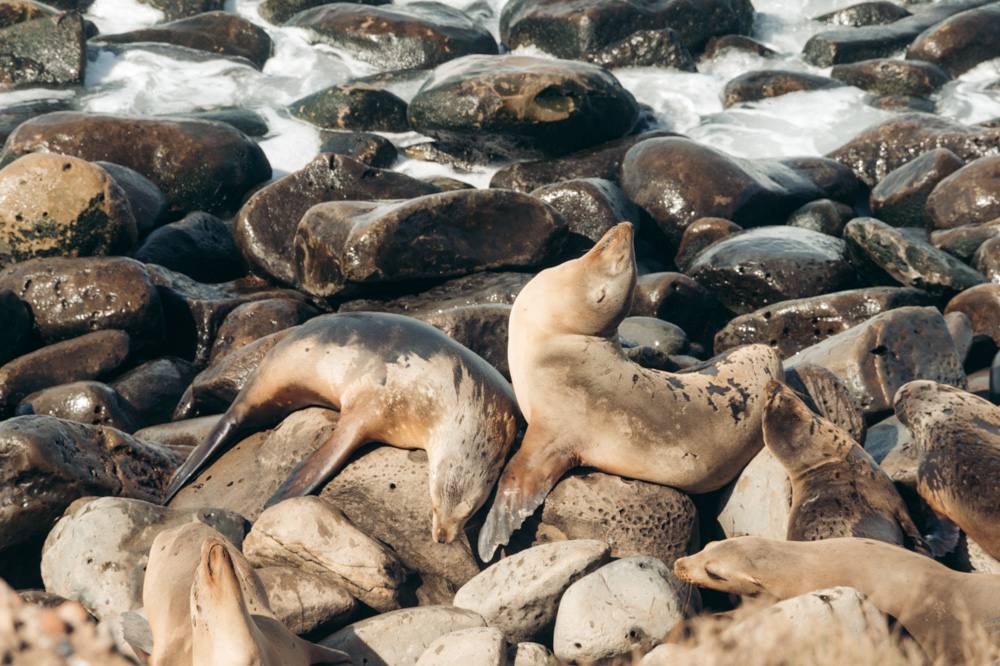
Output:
(705, 567), (726, 581)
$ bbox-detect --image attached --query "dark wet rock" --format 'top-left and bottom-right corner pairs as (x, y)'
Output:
(972, 236), (1000, 282)
(18, 381), (140, 432)
(714, 286), (936, 358)
(425, 176), (474, 191)
(175, 108), (269, 137)
(0, 414), (183, 553)
(0, 0), (54, 28)
(530, 178), (639, 256)
(94, 161), (168, 239)
(135, 211), (246, 283)
(786, 199), (855, 236)
(294, 189), (567, 297)
(584, 28), (696, 71)
(258, 0), (387, 24)
(785, 305), (967, 414)
(287, 2), (497, 71)
(906, 5), (1000, 76)
(338, 270), (532, 316)
(944, 309), (974, 364)
(845, 217), (987, 296)
(619, 316), (688, 355)
(140, 0), (223, 22)
(673, 218), (742, 272)
(945, 283), (1000, 347)
(317, 130), (397, 169)
(0, 111), (271, 217)
(0, 97), (70, 146)
(869, 147), (965, 227)
(209, 297), (318, 363)
(402, 140), (490, 171)
(722, 70), (844, 108)
(233, 153), (439, 286)
(133, 414), (213, 450)
(830, 58), (950, 97)
(869, 94), (935, 113)
(827, 112), (1000, 187)
(93, 12), (272, 69)
(784, 363), (867, 445)
(925, 154), (1000, 230)
(409, 55), (638, 161)
(418, 304), (512, 379)
(500, 0), (753, 59)
(930, 218), (1000, 261)
(0, 290), (30, 364)
(629, 272), (719, 345)
(780, 155), (859, 206)
(685, 226), (858, 315)
(815, 1), (911, 26)
(623, 345), (683, 372)
(0, 153), (137, 268)
(0, 11), (85, 90)
(290, 82), (408, 132)
(703, 34), (777, 59)
(802, 0), (997, 67)
(109, 357), (197, 429)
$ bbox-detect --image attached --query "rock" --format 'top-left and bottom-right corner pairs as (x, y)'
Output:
(716, 446), (791, 540)
(0, 0), (54, 27)
(844, 217), (988, 296)
(177, 108), (269, 137)
(134, 211), (247, 283)
(510, 643), (559, 666)
(134, 414), (215, 450)
(416, 627), (509, 666)
(418, 304), (512, 379)
(869, 148), (965, 227)
(339, 271), (531, 317)
(0, 414), (183, 556)
(0, 111), (271, 216)
(40, 497), (245, 620)
(722, 70), (844, 107)
(926, 154), (1000, 230)
(830, 58), (950, 97)
(786, 199), (854, 236)
(454, 540), (611, 643)
(0, 11), (86, 90)
(290, 82), (409, 132)
(109, 357), (197, 429)
(208, 298), (318, 363)
(945, 283), (1000, 347)
(930, 218), (1000, 262)
(785, 306), (968, 414)
(408, 55), (639, 161)
(686, 226), (858, 315)
(244, 496), (408, 612)
(973, 236), (1000, 282)
(906, 5), (1000, 76)
(953, 533), (1000, 575)
(529, 178), (640, 252)
(293, 189), (566, 297)
(0, 290), (29, 364)
(620, 317), (688, 355)
(714, 287), (936, 358)
(0, 154), (136, 267)
(317, 130), (398, 169)
(944, 310), (973, 363)
(629, 272), (719, 345)
(18, 381), (140, 432)
(500, 0), (753, 58)
(585, 28), (696, 71)
(256, 566), (356, 636)
(287, 2), (496, 70)
(140, 0), (223, 22)
(781, 155), (859, 205)
(0, 330), (131, 415)
(94, 161), (168, 238)
(552, 558), (697, 664)
(258, 0), (388, 24)
(863, 414), (917, 485)
(93, 11), (272, 69)
(815, 1), (911, 26)
(673, 218), (742, 272)
(868, 93), (935, 113)
(233, 153), (439, 286)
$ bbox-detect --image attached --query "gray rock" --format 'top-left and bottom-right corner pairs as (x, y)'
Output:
(108, 357), (197, 430)
(0, 12), (86, 90)
(620, 317), (688, 355)
(716, 446), (791, 540)
(416, 627), (509, 666)
(256, 566), (356, 636)
(932, 219), (1000, 262)
(863, 414), (918, 485)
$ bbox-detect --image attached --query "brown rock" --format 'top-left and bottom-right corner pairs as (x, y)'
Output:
(722, 70), (844, 108)
(815, 1), (911, 26)
(629, 272), (720, 345)
(530, 177), (640, 249)
(926, 154), (1000, 230)
(906, 5), (1000, 76)
(134, 415), (215, 450)
(338, 271), (532, 317)
(93, 161), (168, 238)
(786, 199), (855, 236)
(830, 58), (950, 97)
(18, 381), (140, 432)
(290, 82), (408, 132)
(317, 130), (398, 169)
(869, 147), (965, 227)
(945, 283), (1000, 347)
(930, 218), (1000, 262)
(673, 217), (742, 272)
(973, 236), (1000, 283)
(418, 304), (512, 379)
(109, 357), (197, 429)
(209, 298), (318, 363)
(703, 34), (776, 58)
(0, 289), (30, 364)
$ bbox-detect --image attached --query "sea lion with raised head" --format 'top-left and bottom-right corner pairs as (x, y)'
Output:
(478, 222), (784, 561)
(162, 312), (519, 544)
(674, 536), (1000, 664)
(762, 380), (928, 551)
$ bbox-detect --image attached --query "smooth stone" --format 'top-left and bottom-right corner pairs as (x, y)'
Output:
(722, 70), (844, 108)
(338, 271), (531, 317)
(258, 0), (387, 24)
(418, 304), (511, 379)
(786, 199), (854, 236)
(584, 28), (696, 71)
(511, 643), (559, 666)
(290, 82), (409, 132)
(0, 11), (85, 89)
(95, 161), (168, 238)
(945, 283), (1000, 347)
(926, 154), (1000, 230)
(109, 357), (197, 429)
(530, 177), (640, 250)
(844, 217), (988, 297)
(815, 1), (911, 26)
(619, 317), (688, 355)
(830, 58), (950, 97)
(0, 153), (136, 267)
(133, 414), (217, 450)
(552, 557), (697, 664)
(930, 218), (1000, 262)
(686, 226), (858, 315)
(244, 496), (407, 613)
(256, 566), (356, 636)
(785, 363), (868, 445)
(868, 93), (935, 113)
(40, 497), (245, 621)
(233, 153), (439, 286)
(0, 290), (30, 364)
(906, 5), (1000, 76)
(673, 218), (743, 273)
(714, 287), (936, 358)
(176, 107), (269, 136)
(415, 627), (508, 666)
(785, 305), (968, 414)
(869, 148), (965, 227)
(208, 297), (318, 364)
(716, 445), (791, 540)
(944, 310), (974, 363)
(18, 381), (140, 432)
(0, 111), (271, 216)
(703, 33), (777, 58)
(408, 55), (639, 161)
(427, 177), (475, 191)
(973, 236), (1000, 282)
(134, 211), (247, 283)
(318, 130), (398, 169)
(629, 272), (719, 346)
(863, 414), (917, 485)
(454, 540), (611, 643)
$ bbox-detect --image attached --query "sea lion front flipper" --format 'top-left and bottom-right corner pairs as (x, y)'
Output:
(477, 425), (577, 562)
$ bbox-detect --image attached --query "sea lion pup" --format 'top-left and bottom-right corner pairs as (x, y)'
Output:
(762, 380), (927, 551)
(894, 380), (1000, 559)
(478, 222), (784, 560)
(161, 312), (519, 544)
(143, 522), (351, 666)
(673, 536), (1000, 664)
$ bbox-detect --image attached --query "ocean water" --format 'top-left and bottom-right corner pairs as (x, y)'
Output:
(3, 0), (1000, 183)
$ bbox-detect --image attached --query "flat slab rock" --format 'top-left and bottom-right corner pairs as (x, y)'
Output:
(416, 627), (508, 666)
(716, 446), (791, 540)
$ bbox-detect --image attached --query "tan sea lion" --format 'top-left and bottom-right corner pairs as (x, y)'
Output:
(143, 522), (351, 666)
(162, 312), (520, 544)
(894, 380), (1000, 559)
(478, 222), (784, 560)
(673, 536), (1000, 664)
(762, 380), (928, 550)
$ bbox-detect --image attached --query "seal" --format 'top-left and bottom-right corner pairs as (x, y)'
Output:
(143, 522), (351, 666)
(894, 379), (1000, 559)
(161, 312), (520, 544)
(762, 379), (928, 550)
(673, 536), (1000, 664)
(477, 222), (784, 561)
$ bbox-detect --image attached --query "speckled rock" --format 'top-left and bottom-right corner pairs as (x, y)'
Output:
(930, 218), (1000, 262)
(0, 11), (86, 90)
(926, 154), (1000, 230)
(134, 211), (247, 284)
(418, 304), (511, 379)
(830, 58), (950, 97)
(906, 5), (1000, 76)
(255, 566), (356, 636)
(585, 28), (696, 71)
(716, 446), (791, 540)
(339, 271), (531, 317)
(290, 82), (409, 132)
(18, 381), (140, 432)
(869, 148), (965, 227)
(317, 130), (398, 169)
(816, 1), (910, 26)
(416, 627), (509, 666)
(208, 298), (317, 364)
(722, 70), (844, 108)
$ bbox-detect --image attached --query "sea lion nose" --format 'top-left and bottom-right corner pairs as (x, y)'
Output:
(437, 536), (447, 544)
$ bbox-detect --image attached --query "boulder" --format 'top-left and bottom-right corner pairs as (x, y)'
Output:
(258, 0), (388, 24)
(830, 58), (950, 97)
(906, 5), (1000, 76)
(869, 148), (965, 227)
(785, 199), (854, 237)
(0, 11), (85, 89)
(716, 446), (791, 540)
(134, 211), (247, 283)
(256, 566), (356, 636)
(317, 130), (398, 169)
(945, 283), (1000, 347)
(418, 304), (512, 379)
(93, 161), (168, 238)
(208, 298), (318, 363)
(416, 627), (509, 666)
(585, 28), (695, 71)
(530, 177), (640, 252)
(930, 218), (1000, 262)
(815, 1), (911, 26)
(109, 357), (197, 429)
(925, 154), (1000, 230)
(290, 82), (409, 132)
(18, 381), (140, 432)
(338, 271), (531, 317)
(722, 70), (844, 108)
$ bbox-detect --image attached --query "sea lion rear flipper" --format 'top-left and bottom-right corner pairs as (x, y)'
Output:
(477, 426), (576, 562)
(308, 644), (353, 664)
(161, 414), (245, 505)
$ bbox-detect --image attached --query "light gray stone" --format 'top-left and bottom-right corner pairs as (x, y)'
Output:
(511, 642), (559, 666)
(416, 627), (509, 666)
(256, 566), (356, 635)
(716, 446), (792, 540)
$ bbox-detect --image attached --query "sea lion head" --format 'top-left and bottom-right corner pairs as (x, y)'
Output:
(674, 538), (773, 597)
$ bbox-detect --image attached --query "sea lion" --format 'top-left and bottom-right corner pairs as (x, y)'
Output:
(478, 222), (784, 561)
(143, 522), (350, 666)
(894, 380), (1000, 559)
(762, 379), (927, 550)
(673, 536), (1000, 664)
(162, 312), (520, 544)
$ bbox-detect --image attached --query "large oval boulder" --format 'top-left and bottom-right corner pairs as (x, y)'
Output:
(925, 154), (1000, 230)
(869, 147), (965, 227)
(906, 5), (1000, 76)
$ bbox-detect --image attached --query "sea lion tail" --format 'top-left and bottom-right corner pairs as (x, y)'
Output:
(161, 412), (244, 505)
